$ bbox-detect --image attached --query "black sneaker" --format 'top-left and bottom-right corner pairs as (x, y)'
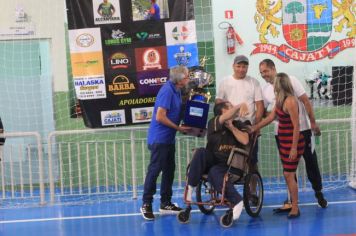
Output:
(140, 203), (155, 220)
(315, 191), (328, 208)
(159, 202), (182, 214)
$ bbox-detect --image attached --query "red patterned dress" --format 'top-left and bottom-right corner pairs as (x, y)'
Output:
(276, 104), (305, 172)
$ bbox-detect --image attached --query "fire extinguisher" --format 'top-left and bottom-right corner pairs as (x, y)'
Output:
(223, 23), (244, 54)
(226, 26), (235, 54)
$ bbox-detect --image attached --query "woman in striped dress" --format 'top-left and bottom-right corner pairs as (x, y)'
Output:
(250, 72), (305, 218)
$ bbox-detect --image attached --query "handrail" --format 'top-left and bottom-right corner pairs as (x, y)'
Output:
(0, 132), (44, 205)
(1, 117), (353, 204)
(46, 126), (148, 203)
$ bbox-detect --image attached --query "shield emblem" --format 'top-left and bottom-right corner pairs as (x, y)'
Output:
(282, 0), (332, 51)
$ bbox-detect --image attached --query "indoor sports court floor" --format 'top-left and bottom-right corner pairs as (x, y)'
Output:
(0, 187), (355, 236)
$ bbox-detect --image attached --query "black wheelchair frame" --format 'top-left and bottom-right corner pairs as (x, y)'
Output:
(177, 135), (264, 227)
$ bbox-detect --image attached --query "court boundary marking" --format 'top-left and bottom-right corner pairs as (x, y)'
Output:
(1, 200), (356, 224)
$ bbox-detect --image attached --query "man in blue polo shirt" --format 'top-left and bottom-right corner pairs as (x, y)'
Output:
(141, 65), (191, 221)
(148, 0), (160, 20)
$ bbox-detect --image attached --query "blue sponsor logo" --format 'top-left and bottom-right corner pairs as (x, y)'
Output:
(103, 112), (122, 125)
(75, 79), (104, 86)
(167, 43), (199, 68)
(136, 70), (169, 96)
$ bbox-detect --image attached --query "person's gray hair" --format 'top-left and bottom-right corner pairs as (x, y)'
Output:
(169, 65), (189, 84)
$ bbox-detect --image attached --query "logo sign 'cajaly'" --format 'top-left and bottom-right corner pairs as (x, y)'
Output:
(252, 0), (355, 62)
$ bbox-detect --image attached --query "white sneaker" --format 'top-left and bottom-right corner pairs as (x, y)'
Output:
(233, 201), (243, 220)
(186, 185), (195, 202)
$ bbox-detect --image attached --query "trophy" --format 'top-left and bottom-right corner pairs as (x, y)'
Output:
(181, 57), (213, 137)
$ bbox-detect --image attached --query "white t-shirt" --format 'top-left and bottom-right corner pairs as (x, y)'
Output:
(262, 76), (311, 134)
(216, 75), (263, 124)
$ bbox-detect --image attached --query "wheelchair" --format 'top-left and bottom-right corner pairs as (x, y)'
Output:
(177, 135), (264, 227)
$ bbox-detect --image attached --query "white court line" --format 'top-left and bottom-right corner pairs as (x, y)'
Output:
(1, 200), (356, 225)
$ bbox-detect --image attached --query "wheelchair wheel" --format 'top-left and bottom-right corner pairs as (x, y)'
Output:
(219, 209), (233, 228)
(196, 179), (216, 215)
(177, 209), (191, 224)
(243, 171), (263, 217)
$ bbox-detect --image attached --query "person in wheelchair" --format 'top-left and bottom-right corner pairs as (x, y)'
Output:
(186, 101), (250, 222)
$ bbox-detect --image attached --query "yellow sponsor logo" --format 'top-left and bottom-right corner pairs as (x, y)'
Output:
(108, 75), (135, 95)
(119, 97), (156, 106)
(71, 52), (104, 77)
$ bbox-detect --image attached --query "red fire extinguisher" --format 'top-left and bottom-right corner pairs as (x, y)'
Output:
(225, 24), (244, 54)
(226, 26), (235, 54)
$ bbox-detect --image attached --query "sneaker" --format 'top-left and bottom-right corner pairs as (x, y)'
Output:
(186, 185), (195, 202)
(233, 201), (243, 220)
(140, 203), (155, 220)
(159, 202), (182, 214)
(315, 191), (328, 208)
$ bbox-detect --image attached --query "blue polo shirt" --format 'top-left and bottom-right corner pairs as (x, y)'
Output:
(150, 3), (160, 20)
(147, 80), (182, 145)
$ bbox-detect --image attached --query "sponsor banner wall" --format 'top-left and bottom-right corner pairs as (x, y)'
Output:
(66, 0), (196, 127)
